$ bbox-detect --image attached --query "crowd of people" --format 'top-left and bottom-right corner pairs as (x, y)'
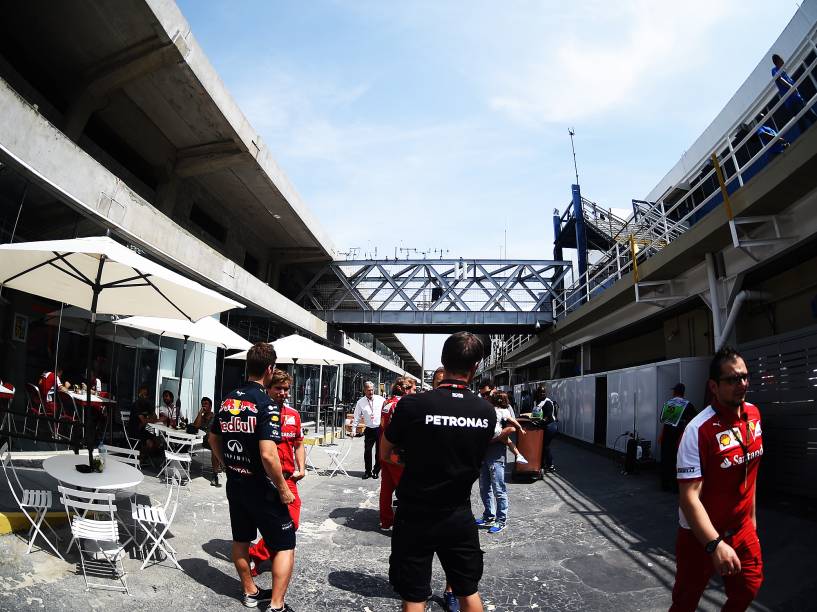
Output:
(204, 334), (763, 612)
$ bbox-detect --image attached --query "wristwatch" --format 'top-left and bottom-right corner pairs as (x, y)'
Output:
(704, 535), (723, 554)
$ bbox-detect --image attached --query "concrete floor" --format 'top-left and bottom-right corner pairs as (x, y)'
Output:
(0, 437), (815, 611)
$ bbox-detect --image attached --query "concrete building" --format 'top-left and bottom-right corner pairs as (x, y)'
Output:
(0, 0), (419, 425)
(482, 1), (817, 498)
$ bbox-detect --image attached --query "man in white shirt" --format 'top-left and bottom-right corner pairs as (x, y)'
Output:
(351, 381), (385, 479)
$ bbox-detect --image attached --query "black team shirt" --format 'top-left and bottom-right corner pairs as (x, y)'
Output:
(385, 380), (496, 511)
(210, 381), (282, 483)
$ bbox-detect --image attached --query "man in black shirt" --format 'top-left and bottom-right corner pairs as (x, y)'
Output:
(209, 342), (296, 611)
(382, 332), (497, 612)
(658, 382), (697, 492)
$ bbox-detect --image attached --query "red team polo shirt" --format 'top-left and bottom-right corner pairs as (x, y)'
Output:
(277, 404), (303, 475)
(676, 400), (763, 531)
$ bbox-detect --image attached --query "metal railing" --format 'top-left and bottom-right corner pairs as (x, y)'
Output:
(551, 23), (817, 320)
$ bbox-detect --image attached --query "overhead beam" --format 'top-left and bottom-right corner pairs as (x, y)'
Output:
(174, 141), (247, 177)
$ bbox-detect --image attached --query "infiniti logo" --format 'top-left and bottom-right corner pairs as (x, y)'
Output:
(227, 439), (243, 453)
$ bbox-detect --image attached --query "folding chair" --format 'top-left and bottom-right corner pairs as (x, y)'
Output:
(131, 470), (181, 569)
(59, 485), (129, 594)
(302, 435), (322, 471)
(323, 437), (354, 478)
(56, 391), (79, 442)
(24, 384), (51, 438)
(1, 450), (62, 559)
(104, 445), (141, 470)
(158, 431), (195, 484)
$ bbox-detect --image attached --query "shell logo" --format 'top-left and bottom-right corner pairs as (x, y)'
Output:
(719, 433), (732, 447)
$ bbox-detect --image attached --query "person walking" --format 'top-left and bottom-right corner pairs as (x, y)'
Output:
(351, 381), (385, 479)
(209, 343), (296, 611)
(658, 383), (697, 492)
(533, 386), (558, 472)
(379, 377), (409, 530)
(381, 332), (497, 612)
(670, 346), (764, 611)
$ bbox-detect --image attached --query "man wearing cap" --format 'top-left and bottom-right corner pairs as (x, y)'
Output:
(658, 382), (697, 492)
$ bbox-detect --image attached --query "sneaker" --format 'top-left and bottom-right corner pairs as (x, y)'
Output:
(210, 474), (221, 487)
(488, 522), (506, 534)
(516, 454), (529, 464)
(475, 517), (495, 527)
(547, 465), (557, 473)
(270, 605), (295, 612)
(242, 587), (272, 608)
(443, 590), (460, 612)
(372, 472), (379, 480)
(380, 524), (392, 531)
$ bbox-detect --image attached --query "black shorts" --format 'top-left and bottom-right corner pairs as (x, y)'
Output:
(226, 478), (296, 551)
(389, 505), (483, 602)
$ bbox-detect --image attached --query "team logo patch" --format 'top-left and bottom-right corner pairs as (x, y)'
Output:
(720, 457), (732, 469)
(221, 399), (258, 415)
(749, 420), (762, 437)
(272, 415), (279, 422)
(716, 429), (740, 451)
(284, 415), (296, 426)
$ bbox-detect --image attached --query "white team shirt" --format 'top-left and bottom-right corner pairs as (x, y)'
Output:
(352, 394), (385, 429)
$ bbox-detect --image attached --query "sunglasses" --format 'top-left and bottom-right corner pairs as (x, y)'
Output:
(719, 374), (749, 385)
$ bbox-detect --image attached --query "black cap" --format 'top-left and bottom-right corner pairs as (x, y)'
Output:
(672, 383), (685, 394)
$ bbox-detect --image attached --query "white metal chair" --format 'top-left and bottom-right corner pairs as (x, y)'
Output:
(59, 485), (129, 594)
(104, 445), (141, 470)
(131, 470), (181, 569)
(302, 435), (322, 471)
(323, 437), (354, 478)
(158, 431), (195, 484)
(1, 450), (62, 559)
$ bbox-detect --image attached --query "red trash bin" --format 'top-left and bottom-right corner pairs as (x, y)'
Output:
(513, 417), (544, 480)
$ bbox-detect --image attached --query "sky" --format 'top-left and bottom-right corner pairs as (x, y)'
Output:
(177, 0), (800, 370)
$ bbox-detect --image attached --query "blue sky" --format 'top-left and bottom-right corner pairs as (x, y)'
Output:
(177, 0), (799, 369)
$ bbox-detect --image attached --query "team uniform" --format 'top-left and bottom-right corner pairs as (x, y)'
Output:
(210, 381), (295, 552)
(248, 404), (303, 574)
(38, 371), (61, 415)
(386, 381), (496, 602)
(671, 400), (764, 611)
(379, 395), (404, 529)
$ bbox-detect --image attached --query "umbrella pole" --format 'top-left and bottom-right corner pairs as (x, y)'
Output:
(291, 358), (298, 412)
(176, 335), (188, 426)
(84, 256), (107, 469)
(334, 364), (340, 438)
(317, 364), (323, 441)
(54, 303), (64, 452)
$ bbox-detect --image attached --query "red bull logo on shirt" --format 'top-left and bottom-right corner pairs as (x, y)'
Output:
(219, 415), (257, 433)
(220, 398), (258, 415)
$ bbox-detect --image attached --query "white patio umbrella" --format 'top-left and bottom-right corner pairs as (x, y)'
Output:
(0, 236), (243, 468)
(115, 316), (251, 420)
(226, 334), (364, 436)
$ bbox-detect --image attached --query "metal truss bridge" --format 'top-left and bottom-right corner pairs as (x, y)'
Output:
(294, 259), (572, 333)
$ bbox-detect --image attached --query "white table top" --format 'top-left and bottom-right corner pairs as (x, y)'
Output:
(43, 454), (144, 490)
(65, 390), (116, 404)
(147, 422), (205, 438)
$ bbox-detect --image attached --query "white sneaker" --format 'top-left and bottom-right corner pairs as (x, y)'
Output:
(516, 454), (528, 464)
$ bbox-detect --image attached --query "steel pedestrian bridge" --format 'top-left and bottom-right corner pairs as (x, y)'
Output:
(294, 259), (572, 333)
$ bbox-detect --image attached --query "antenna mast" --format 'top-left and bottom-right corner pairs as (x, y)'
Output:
(568, 127), (580, 186)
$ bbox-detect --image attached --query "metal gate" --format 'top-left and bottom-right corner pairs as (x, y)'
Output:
(741, 325), (817, 498)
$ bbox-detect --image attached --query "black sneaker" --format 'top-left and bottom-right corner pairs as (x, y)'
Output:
(362, 472), (371, 480)
(371, 472), (379, 480)
(241, 587), (272, 608)
(210, 474), (221, 487)
(270, 605), (295, 612)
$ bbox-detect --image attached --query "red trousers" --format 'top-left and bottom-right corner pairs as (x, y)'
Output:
(670, 523), (763, 612)
(248, 480), (300, 575)
(379, 463), (403, 528)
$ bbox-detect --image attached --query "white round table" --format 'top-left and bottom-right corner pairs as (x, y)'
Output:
(43, 454), (144, 490)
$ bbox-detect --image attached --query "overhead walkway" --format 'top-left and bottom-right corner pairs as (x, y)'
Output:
(295, 259), (571, 333)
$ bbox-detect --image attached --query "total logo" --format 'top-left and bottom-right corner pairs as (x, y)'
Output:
(227, 439), (244, 453)
(220, 416), (257, 433)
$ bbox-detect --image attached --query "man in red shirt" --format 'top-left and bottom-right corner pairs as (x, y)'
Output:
(671, 346), (763, 611)
(379, 376), (416, 530)
(38, 366), (68, 415)
(249, 369), (305, 577)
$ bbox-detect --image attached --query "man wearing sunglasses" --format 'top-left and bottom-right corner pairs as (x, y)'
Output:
(671, 347), (764, 612)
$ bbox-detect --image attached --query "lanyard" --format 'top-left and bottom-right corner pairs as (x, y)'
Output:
(436, 383), (468, 391)
(729, 417), (754, 491)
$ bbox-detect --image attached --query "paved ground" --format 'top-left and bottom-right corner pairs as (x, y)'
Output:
(1, 437), (816, 611)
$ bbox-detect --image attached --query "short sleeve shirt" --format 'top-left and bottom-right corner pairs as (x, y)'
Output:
(386, 380), (497, 511)
(211, 381), (282, 482)
(676, 401), (763, 531)
(277, 405), (303, 475)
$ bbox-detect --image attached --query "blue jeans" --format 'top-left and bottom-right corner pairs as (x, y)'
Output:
(479, 443), (508, 524)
